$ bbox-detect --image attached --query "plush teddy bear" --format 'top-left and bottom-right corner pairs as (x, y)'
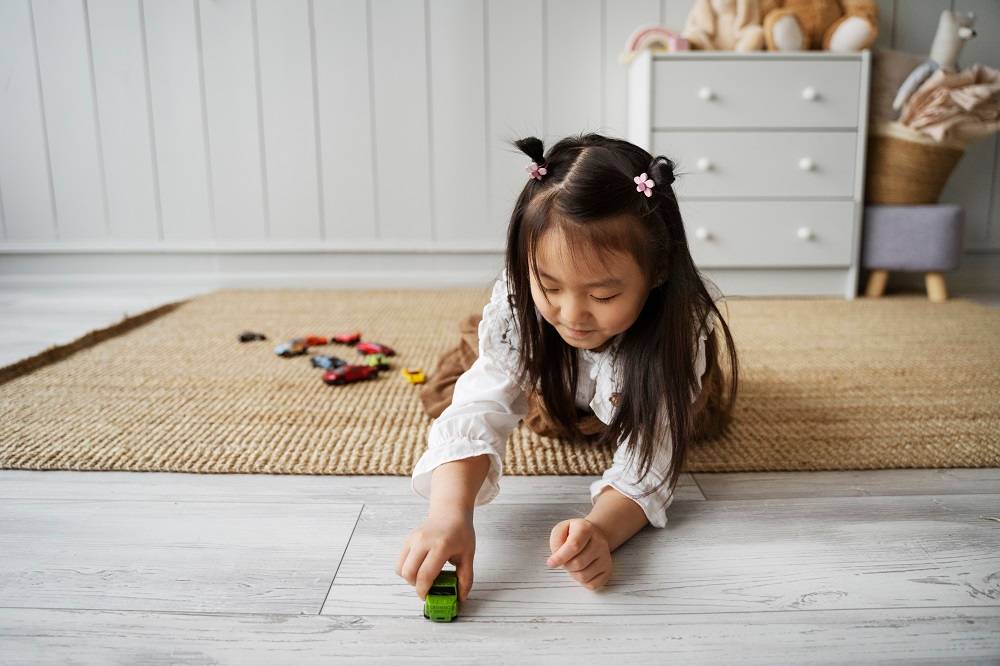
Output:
(760, 0), (879, 52)
(682, 0), (766, 52)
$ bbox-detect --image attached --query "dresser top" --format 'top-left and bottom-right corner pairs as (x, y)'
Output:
(647, 50), (869, 63)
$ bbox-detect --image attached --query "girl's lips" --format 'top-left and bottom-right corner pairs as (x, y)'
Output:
(564, 326), (592, 339)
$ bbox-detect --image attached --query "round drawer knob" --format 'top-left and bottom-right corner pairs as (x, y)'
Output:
(798, 157), (815, 171)
(696, 157), (713, 172)
(802, 86), (818, 101)
(694, 227), (712, 241)
(698, 87), (715, 101)
(797, 226), (814, 240)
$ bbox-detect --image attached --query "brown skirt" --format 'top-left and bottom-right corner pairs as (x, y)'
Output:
(419, 313), (727, 443)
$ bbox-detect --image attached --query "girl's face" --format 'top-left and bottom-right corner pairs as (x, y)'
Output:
(528, 225), (650, 353)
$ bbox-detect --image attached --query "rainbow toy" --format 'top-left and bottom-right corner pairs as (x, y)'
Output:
(619, 25), (689, 64)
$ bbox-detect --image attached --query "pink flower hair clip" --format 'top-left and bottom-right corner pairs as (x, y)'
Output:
(526, 161), (548, 181)
(634, 172), (655, 197)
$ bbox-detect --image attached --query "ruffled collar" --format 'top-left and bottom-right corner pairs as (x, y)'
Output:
(580, 332), (625, 385)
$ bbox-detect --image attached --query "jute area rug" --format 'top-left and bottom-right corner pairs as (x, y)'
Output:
(1, 288), (997, 474)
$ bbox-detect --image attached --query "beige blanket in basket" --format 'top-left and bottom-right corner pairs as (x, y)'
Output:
(901, 64), (1000, 144)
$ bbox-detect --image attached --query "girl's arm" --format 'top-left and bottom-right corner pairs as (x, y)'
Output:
(586, 485), (649, 551)
(412, 269), (531, 507)
(429, 453), (492, 517)
(589, 440), (675, 530)
(411, 352), (530, 507)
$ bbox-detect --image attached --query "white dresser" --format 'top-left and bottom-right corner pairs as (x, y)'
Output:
(627, 50), (871, 298)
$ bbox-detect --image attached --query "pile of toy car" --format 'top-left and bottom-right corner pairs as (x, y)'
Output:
(238, 330), (425, 386)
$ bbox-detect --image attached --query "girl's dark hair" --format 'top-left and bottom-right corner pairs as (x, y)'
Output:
(503, 132), (739, 500)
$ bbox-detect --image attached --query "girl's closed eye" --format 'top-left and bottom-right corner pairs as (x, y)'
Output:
(541, 287), (618, 303)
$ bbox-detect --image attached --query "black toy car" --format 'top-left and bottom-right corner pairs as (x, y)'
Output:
(238, 331), (267, 342)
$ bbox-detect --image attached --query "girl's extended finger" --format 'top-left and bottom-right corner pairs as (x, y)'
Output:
(400, 545), (430, 586)
(415, 549), (449, 600)
(395, 543), (411, 577)
(456, 560), (474, 602)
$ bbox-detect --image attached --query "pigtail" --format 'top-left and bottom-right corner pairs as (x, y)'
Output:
(648, 155), (677, 190)
(514, 137), (547, 168)
(643, 156), (678, 288)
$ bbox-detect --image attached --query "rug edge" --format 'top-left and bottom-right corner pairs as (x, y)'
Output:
(0, 299), (190, 386)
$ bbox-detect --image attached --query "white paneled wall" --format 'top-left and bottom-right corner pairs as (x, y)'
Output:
(0, 0), (998, 289)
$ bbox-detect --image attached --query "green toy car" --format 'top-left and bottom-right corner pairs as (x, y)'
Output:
(423, 570), (459, 622)
(364, 353), (390, 371)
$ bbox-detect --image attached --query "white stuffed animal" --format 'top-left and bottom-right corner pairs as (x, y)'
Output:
(892, 10), (977, 112)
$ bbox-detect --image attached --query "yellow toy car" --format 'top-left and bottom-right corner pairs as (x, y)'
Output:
(401, 367), (426, 384)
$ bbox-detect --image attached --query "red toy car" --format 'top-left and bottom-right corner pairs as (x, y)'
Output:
(355, 342), (396, 356)
(333, 332), (362, 345)
(305, 335), (329, 346)
(322, 365), (379, 385)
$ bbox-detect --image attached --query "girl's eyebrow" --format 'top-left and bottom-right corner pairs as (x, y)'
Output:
(538, 270), (624, 288)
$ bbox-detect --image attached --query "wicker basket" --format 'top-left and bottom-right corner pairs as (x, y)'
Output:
(865, 121), (966, 204)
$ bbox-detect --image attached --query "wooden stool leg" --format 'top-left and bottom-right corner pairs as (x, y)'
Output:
(926, 272), (948, 303)
(865, 270), (889, 297)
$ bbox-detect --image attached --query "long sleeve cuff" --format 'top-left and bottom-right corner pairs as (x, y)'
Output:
(411, 438), (504, 506)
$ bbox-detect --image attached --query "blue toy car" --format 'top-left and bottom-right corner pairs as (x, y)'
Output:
(311, 355), (348, 370)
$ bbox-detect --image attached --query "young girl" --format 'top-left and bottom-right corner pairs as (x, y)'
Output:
(395, 133), (738, 603)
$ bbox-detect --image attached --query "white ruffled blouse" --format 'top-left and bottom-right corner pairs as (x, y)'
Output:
(411, 269), (724, 528)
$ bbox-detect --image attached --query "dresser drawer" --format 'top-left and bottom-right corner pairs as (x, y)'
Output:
(652, 59), (861, 129)
(678, 200), (855, 267)
(653, 131), (857, 198)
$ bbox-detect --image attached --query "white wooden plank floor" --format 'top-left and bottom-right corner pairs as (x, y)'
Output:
(1, 471), (998, 664)
(2, 286), (999, 664)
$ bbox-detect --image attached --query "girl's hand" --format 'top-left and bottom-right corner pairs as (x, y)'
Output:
(396, 507), (476, 602)
(546, 517), (613, 590)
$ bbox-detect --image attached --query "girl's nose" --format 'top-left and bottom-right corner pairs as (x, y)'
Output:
(561, 296), (590, 326)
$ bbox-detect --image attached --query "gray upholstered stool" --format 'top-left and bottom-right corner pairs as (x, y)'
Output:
(862, 204), (964, 303)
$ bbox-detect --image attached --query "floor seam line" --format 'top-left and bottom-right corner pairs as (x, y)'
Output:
(318, 502), (364, 615)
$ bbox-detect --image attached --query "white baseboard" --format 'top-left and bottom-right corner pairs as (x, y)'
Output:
(0, 270), (503, 289)
(0, 246), (507, 288)
(2, 245), (997, 294)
